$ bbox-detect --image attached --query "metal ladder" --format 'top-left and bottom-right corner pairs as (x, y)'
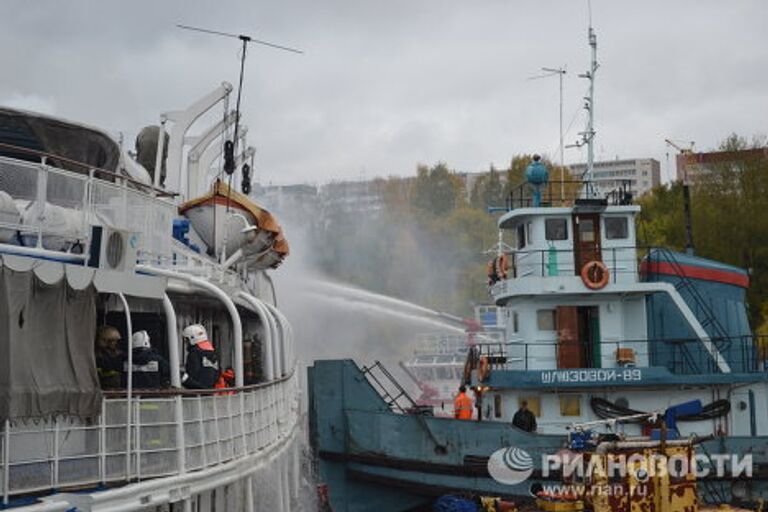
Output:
(654, 248), (731, 358)
(361, 361), (419, 413)
(360, 361), (448, 453)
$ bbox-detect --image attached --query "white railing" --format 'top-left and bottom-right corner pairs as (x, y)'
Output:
(0, 373), (299, 504)
(0, 155), (176, 260)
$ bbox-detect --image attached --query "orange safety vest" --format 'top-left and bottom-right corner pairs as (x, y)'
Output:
(454, 392), (473, 420)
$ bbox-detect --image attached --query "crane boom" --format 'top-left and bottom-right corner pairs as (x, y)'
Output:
(664, 138), (695, 154)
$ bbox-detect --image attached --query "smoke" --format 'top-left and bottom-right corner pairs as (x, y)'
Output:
(262, 184), (470, 393)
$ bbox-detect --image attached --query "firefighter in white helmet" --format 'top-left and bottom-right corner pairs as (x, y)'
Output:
(122, 330), (170, 389)
(181, 324), (219, 389)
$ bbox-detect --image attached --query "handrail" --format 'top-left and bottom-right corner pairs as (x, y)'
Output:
(472, 335), (764, 374)
(102, 369), (296, 398)
(0, 371), (299, 502)
(0, 142), (177, 197)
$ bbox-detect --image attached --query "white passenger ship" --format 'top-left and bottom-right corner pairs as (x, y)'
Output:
(0, 83), (302, 511)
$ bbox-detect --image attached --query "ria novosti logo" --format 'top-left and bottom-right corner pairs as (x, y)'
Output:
(487, 447), (534, 485)
(487, 447), (753, 487)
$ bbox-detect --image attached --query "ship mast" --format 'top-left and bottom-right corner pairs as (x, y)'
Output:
(570, 25), (599, 198)
(584, 27), (597, 197)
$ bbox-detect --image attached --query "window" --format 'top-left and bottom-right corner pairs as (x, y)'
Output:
(518, 396), (541, 417)
(526, 222), (533, 244)
(537, 309), (557, 331)
(545, 218), (568, 241)
(494, 394), (503, 419)
(516, 224), (526, 249)
(578, 218), (596, 243)
(559, 395), (581, 416)
(511, 311), (519, 333)
(605, 217), (629, 239)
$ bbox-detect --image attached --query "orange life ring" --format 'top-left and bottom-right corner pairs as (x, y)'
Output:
(478, 356), (491, 382)
(497, 254), (510, 280)
(580, 260), (610, 289)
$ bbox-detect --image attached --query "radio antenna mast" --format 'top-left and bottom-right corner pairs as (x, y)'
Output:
(177, 24), (303, 199)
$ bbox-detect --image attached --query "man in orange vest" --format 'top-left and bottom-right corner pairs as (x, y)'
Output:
(453, 385), (473, 420)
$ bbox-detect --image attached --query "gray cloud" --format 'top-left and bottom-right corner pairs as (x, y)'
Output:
(1, 1), (766, 185)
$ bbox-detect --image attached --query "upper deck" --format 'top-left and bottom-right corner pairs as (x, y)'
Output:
(491, 203), (642, 302)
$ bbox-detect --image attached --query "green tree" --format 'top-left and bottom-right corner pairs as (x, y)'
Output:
(638, 133), (768, 328)
(482, 165), (504, 210)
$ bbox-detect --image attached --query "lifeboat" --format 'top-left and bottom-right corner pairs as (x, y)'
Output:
(179, 180), (289, 268)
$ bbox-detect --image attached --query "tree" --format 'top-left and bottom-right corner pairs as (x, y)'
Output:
(412, 162), (460, 216)
(482, 165), (504, 210)
(638, 133), (768, 328)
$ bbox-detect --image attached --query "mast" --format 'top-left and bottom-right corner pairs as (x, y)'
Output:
(570, 25), (599, 198)
(585, 27), (597, 196)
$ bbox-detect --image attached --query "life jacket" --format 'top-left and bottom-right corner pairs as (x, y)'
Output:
(454, 392), (473, 420)
(214, 368), (236, 395)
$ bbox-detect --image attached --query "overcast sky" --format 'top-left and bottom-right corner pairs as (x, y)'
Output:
(1, 1), (766, 185)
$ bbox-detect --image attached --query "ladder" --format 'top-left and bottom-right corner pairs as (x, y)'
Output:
(653, 248), (732, 358)
(360, 361), (419, 413)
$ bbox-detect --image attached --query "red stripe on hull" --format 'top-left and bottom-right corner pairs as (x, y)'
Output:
(641, 261), (749, 288)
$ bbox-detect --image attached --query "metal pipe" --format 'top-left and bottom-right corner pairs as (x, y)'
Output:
(162, 294), (187, 477)
(117, 293), (133, 481)
(153, 120), (166, 189)
(138, 266), (244, 386)
(3, 419), (9, 505)
(0, 245), (87, 264)
(263, 303), (292, 372)
(237, 292), (275, 381)
(162, 295), (181, 388)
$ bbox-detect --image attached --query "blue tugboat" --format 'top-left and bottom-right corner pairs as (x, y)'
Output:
(308, 26), (768, 512)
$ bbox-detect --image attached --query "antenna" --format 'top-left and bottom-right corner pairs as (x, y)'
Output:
(566, 24), (599, 198)
(529, 66), (567, 202)
(177, 24), (302, 208)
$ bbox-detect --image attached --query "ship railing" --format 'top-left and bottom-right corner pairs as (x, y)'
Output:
(0, 372), (299, 505)
(493, 335), (766, 375)
(0, 152), (176, 261)
(411, 332), (504, 356)
(504, 179), (634, 210)
(493, 245), (642, 285)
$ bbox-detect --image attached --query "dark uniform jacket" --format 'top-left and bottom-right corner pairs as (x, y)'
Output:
(96, 352), (124, 390)
(183, 345), (219, 389)
(512, 408), (537, 432)
(121, 347), (171, 389)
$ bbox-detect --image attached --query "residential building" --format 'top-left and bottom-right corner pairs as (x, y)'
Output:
(569, 158), (660, 198)
(675, 148), (768, 184)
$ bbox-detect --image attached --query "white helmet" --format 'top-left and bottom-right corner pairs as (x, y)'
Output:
(182, 324), (208, 345)
(131, 330), (151, 350)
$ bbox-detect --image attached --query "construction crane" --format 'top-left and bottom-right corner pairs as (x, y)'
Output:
(664, 138), (695, 155)
(664, 138), (697, 255)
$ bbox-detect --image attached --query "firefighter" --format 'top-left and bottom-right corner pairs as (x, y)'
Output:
(95, 325), (124, 390)
(453, 385), (473, 420)
(181, 324), (220, 389)
(122, 330), (170, 389)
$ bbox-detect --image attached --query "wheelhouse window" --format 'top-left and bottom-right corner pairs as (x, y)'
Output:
(545, 218), (568, 241)
(559, 395), (581, 417)
(516, 224), (526, 249)
(536, 309), (557, 331)
(519, 396), (541, 417)
(579, 218), (596, 242)
(512, 311), (519, 333)
(605, 217), (629, 239)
